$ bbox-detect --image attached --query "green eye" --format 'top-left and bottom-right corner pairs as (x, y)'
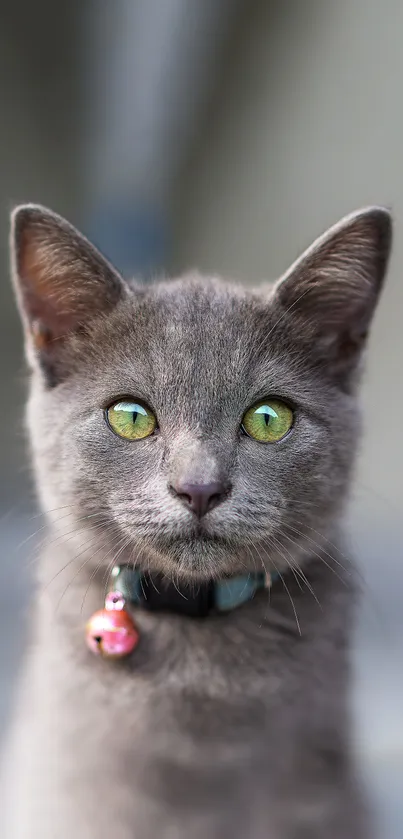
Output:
(106, 400), (157, 440)
(242, 399), (294, 443)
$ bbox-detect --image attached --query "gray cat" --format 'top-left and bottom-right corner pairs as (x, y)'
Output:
(1, 204), (391, 838)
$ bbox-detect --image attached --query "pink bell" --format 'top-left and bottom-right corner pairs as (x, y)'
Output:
(86, 591), (139, 659)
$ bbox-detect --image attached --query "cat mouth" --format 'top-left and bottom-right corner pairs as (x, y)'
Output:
(160, 530), (230, 550)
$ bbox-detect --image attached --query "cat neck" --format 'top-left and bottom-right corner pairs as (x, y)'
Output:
(36, 522), (351, 629)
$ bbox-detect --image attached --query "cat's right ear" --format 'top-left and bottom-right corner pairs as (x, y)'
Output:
(10, 204), (129, 385)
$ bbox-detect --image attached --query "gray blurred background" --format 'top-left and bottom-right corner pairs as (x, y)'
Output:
(0, 1), (402, 835)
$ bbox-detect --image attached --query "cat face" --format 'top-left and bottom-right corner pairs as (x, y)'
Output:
(10, 206), (391, 580)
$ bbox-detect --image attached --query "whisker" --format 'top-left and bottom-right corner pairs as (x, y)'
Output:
(278, 527), (348, 588)
(24, 518), (113, 570)
(283, 522), (353, 580)
(249, 536), (302, 636)
(269, 553), (302, 636)
(53, 535), (113, 615)
(267, 533), (322, 608)
(45, 529), (109, 595)
(19, 506), (110, 550)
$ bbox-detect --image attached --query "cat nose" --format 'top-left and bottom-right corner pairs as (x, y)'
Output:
(170, 481), (228, 518)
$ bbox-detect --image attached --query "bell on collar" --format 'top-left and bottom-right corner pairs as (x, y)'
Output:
(86, 591), (139, 660)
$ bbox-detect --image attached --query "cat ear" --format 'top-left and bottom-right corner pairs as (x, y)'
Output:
(10, 204), (129, 384)
(272, 207), (392, 378)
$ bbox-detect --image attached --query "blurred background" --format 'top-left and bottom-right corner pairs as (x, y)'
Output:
(0, 0), (402, 835)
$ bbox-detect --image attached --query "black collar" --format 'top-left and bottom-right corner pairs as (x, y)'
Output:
(110, 565), (271, 618)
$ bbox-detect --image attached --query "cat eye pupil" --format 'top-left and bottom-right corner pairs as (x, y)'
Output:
(256, 405), (276, 421)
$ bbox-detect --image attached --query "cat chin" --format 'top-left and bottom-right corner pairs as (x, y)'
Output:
(139, 537), (249, 582)
(137, 532), (316, 583)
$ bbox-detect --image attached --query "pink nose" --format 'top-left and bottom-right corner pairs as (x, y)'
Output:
(170, 481), (228, 518)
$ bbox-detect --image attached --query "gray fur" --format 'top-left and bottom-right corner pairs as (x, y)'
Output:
(1, 205), (391, 837)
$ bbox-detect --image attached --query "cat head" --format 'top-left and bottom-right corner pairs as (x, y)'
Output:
(10, 205), (391, 581)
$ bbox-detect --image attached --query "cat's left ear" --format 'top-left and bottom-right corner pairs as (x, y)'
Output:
(10, 204), (130, 384)
(272, 207), (392, 378)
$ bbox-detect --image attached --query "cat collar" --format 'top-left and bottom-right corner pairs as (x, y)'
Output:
(85, 566), (274, 661)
